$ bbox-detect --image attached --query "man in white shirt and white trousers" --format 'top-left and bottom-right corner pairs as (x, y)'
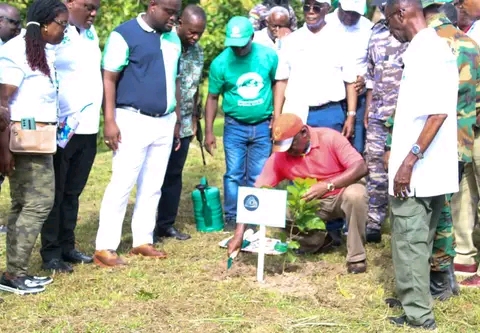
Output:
(385, 0), (459, 329)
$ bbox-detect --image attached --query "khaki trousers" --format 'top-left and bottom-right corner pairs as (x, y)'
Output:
(451, 131), (480, 270)
(291, 181), (367, 263)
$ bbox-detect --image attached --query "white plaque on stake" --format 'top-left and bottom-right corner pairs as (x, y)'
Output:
(236, 187), (287, 283)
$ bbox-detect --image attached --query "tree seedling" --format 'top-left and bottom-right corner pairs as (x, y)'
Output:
(281, 178), (326, 272)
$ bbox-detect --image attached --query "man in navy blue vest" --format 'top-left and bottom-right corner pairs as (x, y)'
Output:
(93, 0), (182, 267)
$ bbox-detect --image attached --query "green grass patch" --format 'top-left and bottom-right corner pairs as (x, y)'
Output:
(0, 129), (479, 332)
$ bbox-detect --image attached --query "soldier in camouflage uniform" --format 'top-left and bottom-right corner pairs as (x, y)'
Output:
(385, 0), (480, 301)
(364, 8), (407, 243)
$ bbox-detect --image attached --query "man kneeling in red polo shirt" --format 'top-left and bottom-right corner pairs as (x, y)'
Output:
(227, 113), (369, 273)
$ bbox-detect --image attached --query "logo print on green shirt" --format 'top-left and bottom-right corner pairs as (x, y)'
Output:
(236, 72), (264, 100)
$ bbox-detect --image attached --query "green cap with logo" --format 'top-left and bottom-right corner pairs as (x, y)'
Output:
(421, 0), (452, 8)
(225, 16), (254, 47)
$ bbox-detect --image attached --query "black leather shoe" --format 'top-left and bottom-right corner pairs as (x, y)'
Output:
(42, 259), (73, 273)
(430, 270), (453, 301)
(327, 229), (343, 246)
(385, 298), (402, 308)
(157, 227), (191, 241)
(63, 249), (93, 264)
(366, 228), (382, 243)
(389, 315), (437, 330)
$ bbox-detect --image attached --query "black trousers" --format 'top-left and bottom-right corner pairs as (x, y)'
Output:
(40, 134), (97, 262)
(155, 136), (191, 232)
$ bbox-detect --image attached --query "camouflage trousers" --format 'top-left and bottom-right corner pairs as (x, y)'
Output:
(7, 154), (55, 276)
(365, 118), (389, 230)
(430, 193), (456, 272)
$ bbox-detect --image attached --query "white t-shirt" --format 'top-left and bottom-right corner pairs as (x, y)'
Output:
(388, 28), (459, 198)
(325, 9), (373, 76)
(55, 25), (103, 134)
(275, 24), (357, 122)
(0, 34), (58, 122)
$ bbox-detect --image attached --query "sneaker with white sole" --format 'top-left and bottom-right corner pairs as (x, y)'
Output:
(25, 275), (53, 287)
(0, 274), (46, 295)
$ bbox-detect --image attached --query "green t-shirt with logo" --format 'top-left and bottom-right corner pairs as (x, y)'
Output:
(208, 43), (278, 124)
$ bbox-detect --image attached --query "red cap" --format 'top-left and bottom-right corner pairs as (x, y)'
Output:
(272, 113), (304, 152)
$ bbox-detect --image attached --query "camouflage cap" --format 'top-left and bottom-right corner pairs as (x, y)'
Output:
(421, 0), (453, 9)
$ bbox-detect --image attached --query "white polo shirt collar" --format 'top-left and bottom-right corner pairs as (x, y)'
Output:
(137, 13), (155, 32)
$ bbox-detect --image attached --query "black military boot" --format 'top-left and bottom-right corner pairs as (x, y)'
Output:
(430, 270), (453, 301)
(447, 262), (460, 295)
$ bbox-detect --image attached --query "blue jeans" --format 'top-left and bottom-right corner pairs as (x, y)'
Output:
(223, 116), (272, 221)
(306, 102), (345, 232)
(306, 102), (345, 132)
(352, 94), (366, 154)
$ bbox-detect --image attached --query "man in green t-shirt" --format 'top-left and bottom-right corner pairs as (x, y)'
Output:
(204, 16), (279, 231)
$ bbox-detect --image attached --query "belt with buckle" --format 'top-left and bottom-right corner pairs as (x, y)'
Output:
(308, 101), (340, 112)
(117, 105), (167, 118)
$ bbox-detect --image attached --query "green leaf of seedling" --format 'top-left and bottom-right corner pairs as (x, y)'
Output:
(279, 231), (287, 243)
(288, 240), (300, 250)
(304, 177), (318, 187)
(305, 217), (327, 231)
(286, 185), (299, 196)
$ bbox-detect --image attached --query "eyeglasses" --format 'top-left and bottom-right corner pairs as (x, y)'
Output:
(53, 19), (69, 29)
(0, 16), (21, 28)
(303, 3), (327, 14)
(268, 23), (290, 29)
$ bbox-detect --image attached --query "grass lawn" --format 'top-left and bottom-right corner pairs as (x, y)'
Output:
(0, 117), (480, 332)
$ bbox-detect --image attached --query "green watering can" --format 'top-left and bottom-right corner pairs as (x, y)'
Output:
(192, 177), (224, 232)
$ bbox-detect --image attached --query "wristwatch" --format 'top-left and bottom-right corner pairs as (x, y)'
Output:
(327, 182), (335, 191)
(347, 111), (356, 117)
(411, 144), (424, 159)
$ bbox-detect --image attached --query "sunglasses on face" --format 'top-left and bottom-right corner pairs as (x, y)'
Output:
(0, 16), (21, 28)
(303, 4), (325, 14)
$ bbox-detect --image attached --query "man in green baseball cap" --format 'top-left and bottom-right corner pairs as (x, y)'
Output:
(204, 16), (279, 231)
(225, 16), (255, 47)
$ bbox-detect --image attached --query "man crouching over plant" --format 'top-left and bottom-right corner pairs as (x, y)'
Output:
(227, 113), (369, 273)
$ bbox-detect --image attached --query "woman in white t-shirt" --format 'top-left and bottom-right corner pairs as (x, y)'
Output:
(0, 0), (68, 295)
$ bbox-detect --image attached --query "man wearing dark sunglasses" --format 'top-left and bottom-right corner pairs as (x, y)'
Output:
(275, 0), (359, 248)
(0, 3), (21, 45)
(326, 0), (373, 156)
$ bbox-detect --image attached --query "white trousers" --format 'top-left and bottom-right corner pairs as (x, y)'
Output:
(95, 109), (175, 250)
